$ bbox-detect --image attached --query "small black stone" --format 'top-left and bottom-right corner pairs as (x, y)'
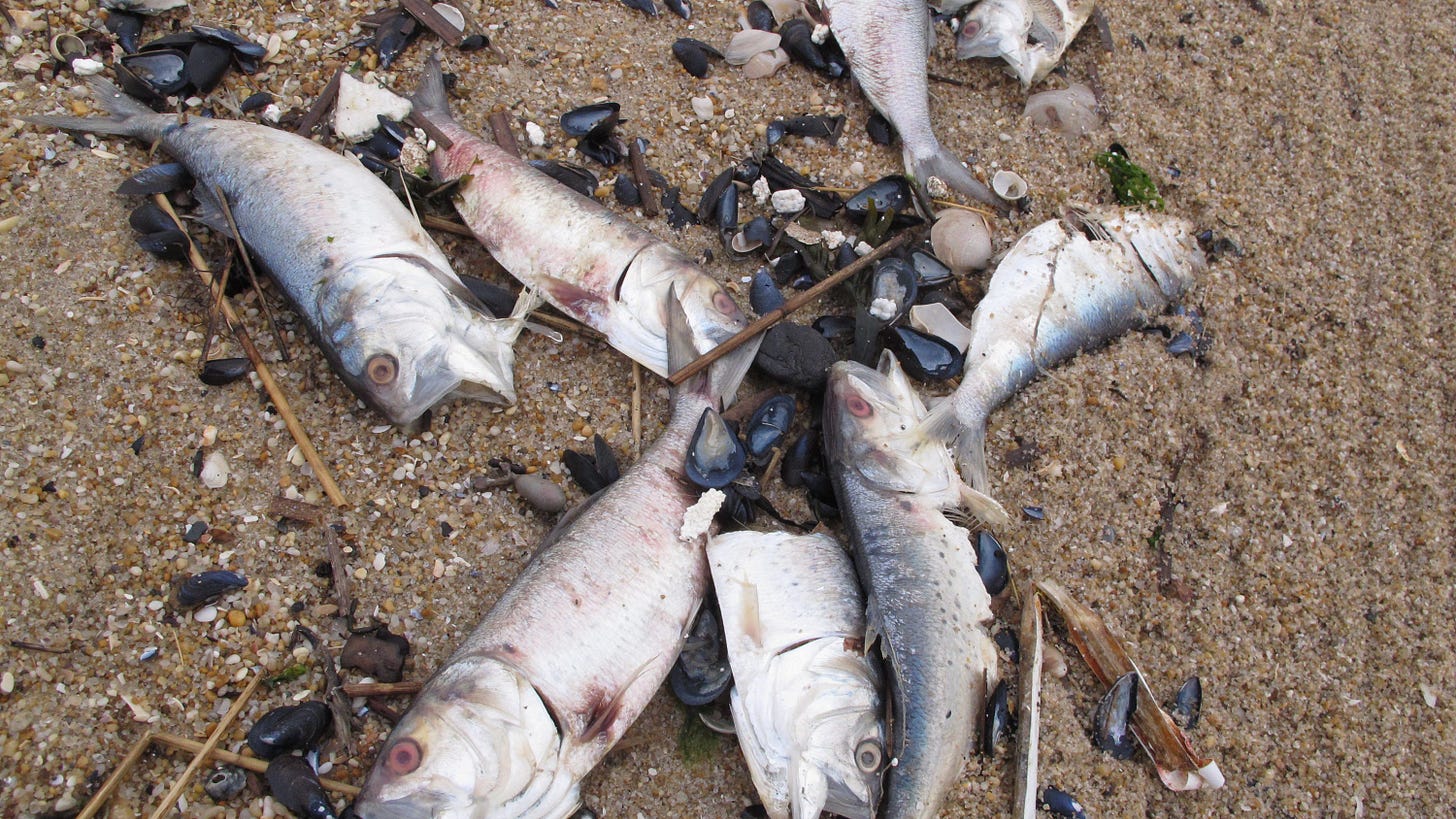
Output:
(753, 323), (838, 392)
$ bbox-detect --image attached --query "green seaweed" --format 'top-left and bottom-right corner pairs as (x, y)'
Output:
(265, 663), (309, 687)
(1094, 148), (1165, 211)
(677, 707), (722, 766)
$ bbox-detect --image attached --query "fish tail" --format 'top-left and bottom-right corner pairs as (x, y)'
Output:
(24, 77), (161, 140)
(907, 145), (1007, 214)
(409, 52), (457, 129)
(922, 394), (1004, 523)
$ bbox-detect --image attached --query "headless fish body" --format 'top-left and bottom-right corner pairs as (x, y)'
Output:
(410, 55), (759, 395)
(352, 297), (728, 819)
(708, 530), (885, 819)
(956, 0), (1097, 87)
(931, 206), (1205, 496)
(28, 79), (528, 429)
(818, 0), (1002, 210)
(824, 353), (999, 819)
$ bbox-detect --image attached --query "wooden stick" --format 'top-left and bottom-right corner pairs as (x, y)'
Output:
(151, 732), (361, 797)
(668, 229), (916, 386)
(76, 730), (156, 819)
(342, 680), (423, 697)
(419, 213), (478, 237)
(148, 672), (262, 819)
(400, 0), (465, 46)
(296, 66), (343, 136)
(155, 196), (348, 508)
(487, 111), (521, 158)
(631, 360), (642, 457)
(627, 139), (660, 217)
(214, 184), (290, 362)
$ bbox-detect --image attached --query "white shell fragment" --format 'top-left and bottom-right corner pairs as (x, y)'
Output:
(432, 2), (466, 34)
(725, 30), (781, 65)
(691, 96), (715, 121)
(909, 303), (972, 353)
(679, 488), (725, 541)
(1023, 83), (1100, 138)
(102, 0), (189, 14)
(770, 188), (806, 214)
(742, 48), (790, 79)
(334, 73), (414, 143)
(198, 451), (230, 489)
(992, 170), (1028, 201)
(930, 209), (994, 274)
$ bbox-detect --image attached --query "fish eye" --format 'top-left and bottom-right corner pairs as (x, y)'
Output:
(846, 394), (873, 418)
(366, 353), (399, 385)
(385, 737), (423, 775)
(855, 738), (884, 773)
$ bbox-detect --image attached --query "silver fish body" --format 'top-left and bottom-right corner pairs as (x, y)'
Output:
(824, 353), (999, 819)
(819, 0), (1001, 210)
(708, 530), (885, 819)
(352, 299), (720, 819)
(28, 79), (527, 428)
(935, 206), (1205, 495)
(956, 0), (1097, 87)
(410, 56), (759, 397)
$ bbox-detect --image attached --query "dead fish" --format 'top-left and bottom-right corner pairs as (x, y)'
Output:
(818, 0), (1003, 211)
(925, 205), (1205, 501)
(823, 351), (1001, 819)
(956, 0), (1097, 87)
(410, 54), (760, 396)
(708, 530), (885, 819)
(27, 78), (532, 430)
(352, 296), (731, 818)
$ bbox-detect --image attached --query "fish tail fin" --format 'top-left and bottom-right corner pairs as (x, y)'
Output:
(907, 144), (1007, 214)
(409, 51), (457, 128)
(959, 479), (1009, 528)
(922, 393), (1006, 524)
(24, 77), (158, 139)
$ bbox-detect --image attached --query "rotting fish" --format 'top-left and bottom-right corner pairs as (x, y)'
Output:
(409, 54), (761, 396)
(956, 0), (1097, 87)
(924, 205), (1205, 497)
(27, 78), (531, 430)
(708, 529), (885, 819)
(351, 292), (735, 819)
(813, 0), (1004, 212)
(824, 351), (1001, 819)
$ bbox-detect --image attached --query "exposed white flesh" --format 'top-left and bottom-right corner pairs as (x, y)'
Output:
(956, 0), (1097, 87)
(709, 530), (885, 819)
(818, 0), (1002, 209)
(27, 78), (528, 429)
(926, 205), (1205, 499)
(823, 352), (1000, 819)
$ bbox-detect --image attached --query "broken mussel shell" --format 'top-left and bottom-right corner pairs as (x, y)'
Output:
(1038, 786), (1089, 819)
(529, 159), (599, 198)
(765, 114), (845, 146)
(733, 217), (776, 258)
(844, 175), (923, 227)
(118, 162), (192, 196)
(1171, 675), (1202, 729)
(560, 102), (621, 141)
(247, 700), (334, 760)
(744, 393), (795, 460)
(200, 357), (253, 386)
(881, 325), (964, 382)
(135, 230), (190, 261)
(105, 11), (145, 54)
(974, 530), (1009, 595)
(866, 110), (895, 146)
(265, 755), (337, 819)
(980, 678), (1013, 756)
(685, 408), (747, 489)
(562, 434), (622, 495)
(669, 601), (733, 706)
(1094, 671), (1140, 759)
(203, 764), (248, 800)
(341, 625), (411, 683)
(119, 49), (190, 96)
(672, 37), (721, 78)
(170, 570), (248, 611)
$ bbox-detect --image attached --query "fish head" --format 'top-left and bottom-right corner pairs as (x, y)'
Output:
(794, 697), (887, 819)
(670, 271), (761, 402)
(955, 0), (1030, 61)
(351, 656), (576, 819)
(823, 353), (954, 496)
(322, 257), (523, 428)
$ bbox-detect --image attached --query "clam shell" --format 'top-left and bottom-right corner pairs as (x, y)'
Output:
(724, 29), (780, 65)
(1024, 83), (1100, 138)
(992, 169), (1028, 201)
(930, 209), (993, 274)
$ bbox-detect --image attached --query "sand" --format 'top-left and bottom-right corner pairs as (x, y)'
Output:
(0, 0), (1452, 815)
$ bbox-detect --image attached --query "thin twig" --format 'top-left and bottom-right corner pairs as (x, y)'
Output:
(325, 526), (355, 629)
(1012, 591), (1044, 818)
(214, 184), (290, 362)
(76, 730), (155, 819)
(668, 230), (916, 386)
(7, 638), (71, 653)
(155, 196), (348, 508)
(151, 732), (361, 796)
(927, 71), (971, 88)
(342, 680), (423, 697)
(148, 672), (262, 819)
(420, 213), (478, 237)
(631, 360), (642, 458)
(400, 0), (465, 46)
(296, 66), (343, 136)
(488, 111), (521, 157)
(292, 625), (354, 754)
(628, 139), (660, 217)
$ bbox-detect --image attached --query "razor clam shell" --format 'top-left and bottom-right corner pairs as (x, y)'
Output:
(1012, 592), (1044, 819)
(1035, 580), (1225, 791)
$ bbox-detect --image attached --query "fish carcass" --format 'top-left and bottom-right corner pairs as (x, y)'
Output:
(351, 294), (734, 819)
(28, 78), (531, 430)
(823, 351), (1001, 819)
(814, 0), (1004, 211)
(925, 205), (1205, 497)
(956, 0), (1097, 87)
(409, 54), (760, 395)
(708, 529), (885, 819)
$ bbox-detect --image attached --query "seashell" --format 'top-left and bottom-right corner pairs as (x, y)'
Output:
(991, 169), (1028, 202)
(732, 216), (775, 259)
(198, 450), (229, 488)
(663, 0), (691, 20)
(669, 602), (732, 706)
(105, 10), (145, 53)
(672, 37), (718, 78)
(696, 168), (736, 223)
(778, 18), (845, 78)
(1171, 675), (1202, 729)
(512, 472), (567, 513)
(908, 303), (972, 354)
(881, 325), (963, 381)
(562, 434), (621, 495)
(139, 31), (202, 51)
(663, 187), (697, 228)
(744, 394), (795, 459)
(102, 0), (189, 14)
(247, 701), (334, 760)
(136, 230), (190, 261)
(1024, 83), (1100, 138)
(184, 40), (233, 94)
(745, 48), (792, 79)
(203, 765), (247, 800)
(265, 755), (334, 819)
(684, 408), (746, 489)
(118, 162), (192, 196)
(908, 250), (953, 288)
(373, 10), (420, 69)
(765, 114), (844, 146)
(1093, 671), (1140, 759)
(50, 33), (87, 65)
(200, 357), (252, 386)
(980, 678), (1013, 755)
(724, 29), (780, 65)
(528, 160), (599, 198)
(560, 102), (621, 140)
(812, 313), (855, 341)
(612, 174), (642, 206)
(745, 0), (777, 30)
(341, 625), (411, 683)
(1038, 786), (1088, 819)
(192, 24), (267, 58)
(930, 209), (993, 274)
(619, 0), (658, 16)
(170, 570), (248, 611)
(865, 110), (895, 145)
(432, 3), (466, 34)
(974, 530), (1009, 594)
(127, 201), (181, 234)
(119, 49), (190, 96)
(713, 182), (739, 231)
(844, 175), (922, 227)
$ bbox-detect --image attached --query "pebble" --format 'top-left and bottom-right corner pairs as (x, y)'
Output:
(770, 188), (806, 214)
(226, 610), (246, 627)
(753, 323), (838, 391)
(199, 451), (229, 489)
(1, 671), (13, 694)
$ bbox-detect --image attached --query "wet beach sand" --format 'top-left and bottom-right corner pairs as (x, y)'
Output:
(0, 0), (1453, 815)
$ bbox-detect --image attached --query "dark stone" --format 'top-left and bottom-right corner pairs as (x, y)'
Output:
(753, 323), (838, 391)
